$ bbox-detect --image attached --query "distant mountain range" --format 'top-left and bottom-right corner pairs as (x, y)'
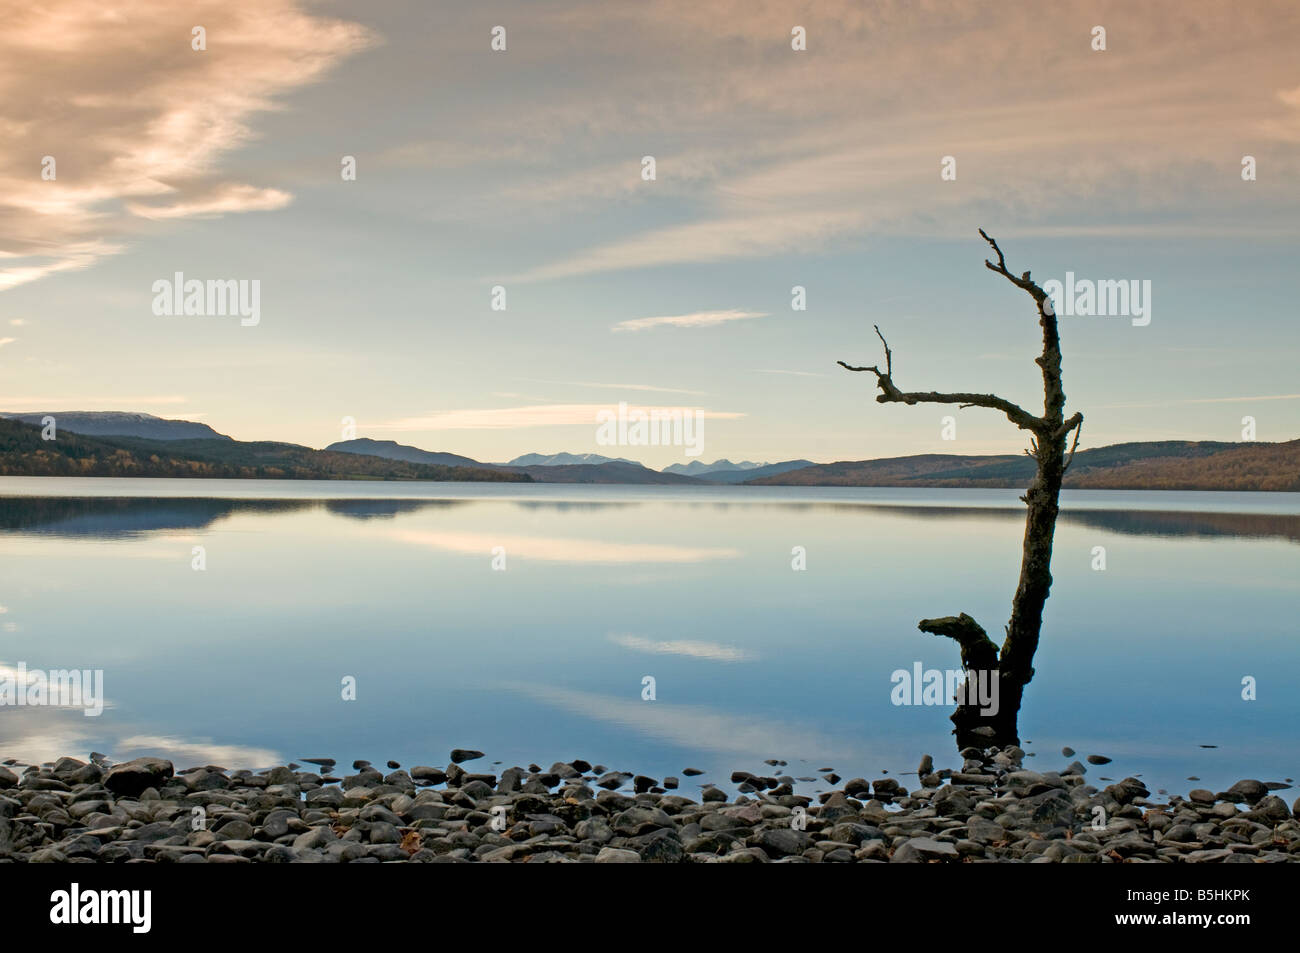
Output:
(2, 412), (1296, 490)
(667, 459), (816, 484)
(500, 452), (636, 467)
(328, 438), (701, 484)
(663, 458), (770, 475)
(507, 460), (704, 484)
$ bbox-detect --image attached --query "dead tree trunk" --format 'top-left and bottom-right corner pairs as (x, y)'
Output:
(839, 229), (1082, 749)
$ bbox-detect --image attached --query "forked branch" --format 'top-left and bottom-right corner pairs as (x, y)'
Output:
(838, 229), (1083, 442)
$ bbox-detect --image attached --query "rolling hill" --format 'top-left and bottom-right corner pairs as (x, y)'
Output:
(0, 418), (529, 482)
(324, 438), (483, 468)
(686, 460), (815, 484)
(4, 413), (1295, 490)
(749, 440), (1300, 491)
(0, 411), (231, 441)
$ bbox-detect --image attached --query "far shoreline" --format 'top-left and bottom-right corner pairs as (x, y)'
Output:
(0, 476), (1298, 515)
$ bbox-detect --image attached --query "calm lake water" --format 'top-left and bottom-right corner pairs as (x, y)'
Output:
(2, 477), (1298, 798)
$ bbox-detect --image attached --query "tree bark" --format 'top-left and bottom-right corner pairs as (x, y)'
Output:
(839, 229), (1083, 750)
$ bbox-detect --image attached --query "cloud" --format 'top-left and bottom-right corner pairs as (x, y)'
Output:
(126, 183), (293, 220)
(392, 530), (738, 564)
(0, 711), (100, 765)
(0, 661), (109, 712)
(608, 633), (754, 662)
(435, 0), (1300, 280)
(520, 378), (710, 396)
(0, 241), (126, 292)
(0, 337), (15, 348)
(0, 710), (273, 769)
(612, 310), (768, 333)
(376, 403), (743, 430)
(116, 734), (279, 770)
(1096, 394), (1300, 410)
(0, 0), (375, 291)
(522, 209), (867, 281)
(0, 395), (189, 408)
(502, 681), (853, 762)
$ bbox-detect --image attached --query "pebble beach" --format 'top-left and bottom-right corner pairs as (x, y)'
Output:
(2, 745), (1297, 863)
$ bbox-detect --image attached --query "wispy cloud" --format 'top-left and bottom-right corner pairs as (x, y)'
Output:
(117, 734), (279, 770)
(0, 710), (99, 765)
(524, 209), (866, 281)
(472, 1), (1300, 281)
(0, 0), (375, 291)
(612, 309), (767, 333)
(520, 378), (710, 396)
(754, 368), (824, 378)
(0, 395), (189, 409)
(126, 183), (293, 220)
(503, 682), (853, 761)
(376, 403), (743, 430)
(609, 632), (754, 662)
(1096, 394), (1300, 410)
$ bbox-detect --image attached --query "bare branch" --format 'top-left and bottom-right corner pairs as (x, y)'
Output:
(1061, 416), (1084, 472)
(978, 228), (1067, 425)
(873, 324), (892, 376)
(884, 389), (1044, 431)
(979, 227), (1045, 299)
(979, 227), (1008, 274)
(839, 325), (1046, 433)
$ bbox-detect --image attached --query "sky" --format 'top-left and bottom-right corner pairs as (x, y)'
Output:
(1, 0), (1298, 467)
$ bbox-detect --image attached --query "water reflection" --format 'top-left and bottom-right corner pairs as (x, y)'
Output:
(392, 529), (739, 564)
(607, 633), (755, 662)
(500, 681), (856, 764)
(3, 495), (1298, 545)
(324, 499), (466, 521)
(0, 497), (310, 537)
(1, 486), (1296, 793)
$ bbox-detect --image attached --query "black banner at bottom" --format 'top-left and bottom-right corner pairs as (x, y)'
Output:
(2, 862), (1288, 939)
